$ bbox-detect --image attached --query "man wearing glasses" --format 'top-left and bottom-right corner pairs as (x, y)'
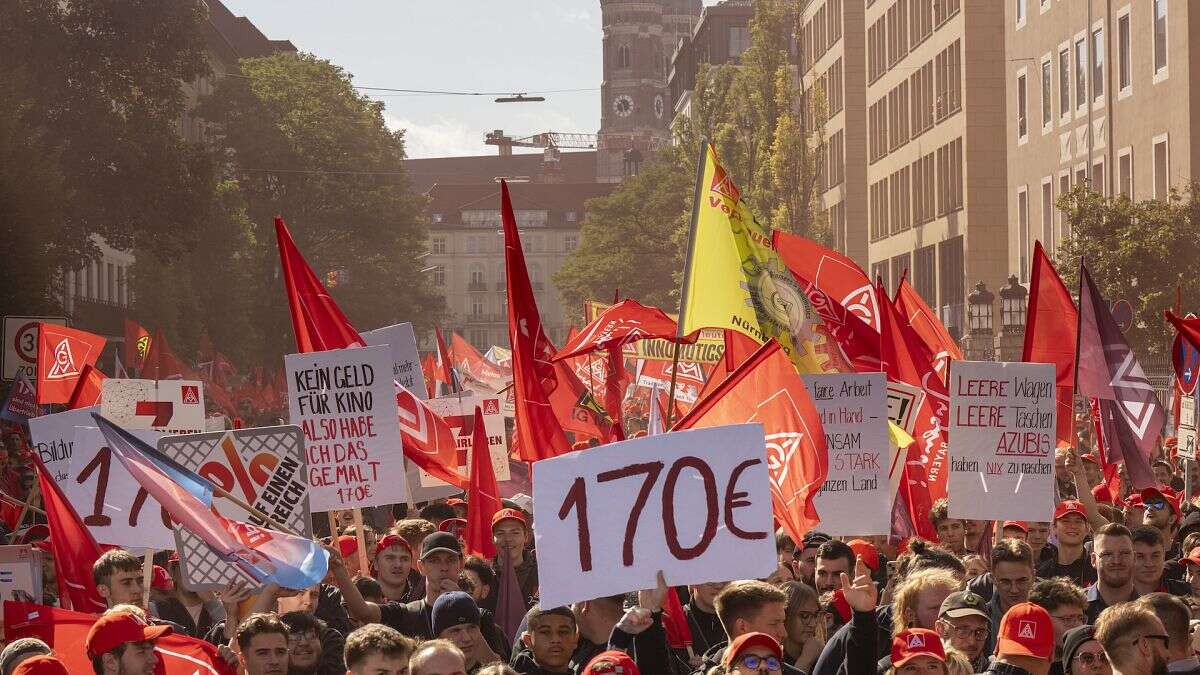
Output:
(1029, 578), (1087, 675)
(934, 590), (991, 672)
(1136, 594), (1199, 674)
(1087, 524), (1139, 624)
(1061, 625), (1111, 675)
(1094, 603), (1170, 675)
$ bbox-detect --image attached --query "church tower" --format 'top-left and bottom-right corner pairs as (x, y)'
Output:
(597, 0), (701, 183)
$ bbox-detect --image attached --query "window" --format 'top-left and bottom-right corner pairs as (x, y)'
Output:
(870, 177), (890, 241)
(910, 0), (932, 47)
(1041, 179), (1054, 253)
(1154, 135), (1169, 198)
(471, 299), (484, 317)
(1041, 58), (1052, 127)
(107, 263), (116, 302)
(617, 44), (630, 69)
(890, 253), (911, 292)
(1092, 158), (1106, 196)
(891, 166), (911, 234)
(433, 268), (445, 286)
(1154, 0), (1167, 75)
(467, 236), (478, 254)
(828, 130), (845, 187)
(1075, 165), (1087, 189)
(1058, 48), (1071, 118)
(565, 211), (577, 222)
(871, 261), (891, 292)
(1059, 172), (1071, 237)
(938, 236), (965, 335)
(431, 237), (446, 254)
(1118, 13), (1131, 92)
(1118, 149), (1133, 197)
(910, 61), (935, 136)
(829, 0), (843, 44)
(829, 202), (846, 253)
(1015, 0), (1026, 26)
(1074, 38), (1087, 110)
(936, 138), (964, 215)
(828, 59), (844, 115)
(564, 234), (578, 252)
(934, 0), (960, 27)
(1016, 72), (1028, 140)
(868, 18), (886, 83)
(118, 266), (127, 306)
(1092, 29), (1104, 100)
(729, 26), (751, 57)
(914, 245), (937, 307)
(1018, 187), (1029, 282)
(470, 266), (485, 285)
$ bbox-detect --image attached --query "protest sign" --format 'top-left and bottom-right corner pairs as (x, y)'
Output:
(158, 426), (311, 591)
(582, 301), (725, 363)
(0, 546), (43, 604)
(801, 373), (890, 535)
(420, 394), (510, 487)
(1179, 393), (1197, 462)
(285, 345), (407, 511)
(886, 380), (925, 435)
(100, 379), (206, 434)
(65, 426), (174, 549)
(534, 424), (775, 608)
(948, 361), (1056, 522)
(362, 322), (428, 401)
(0, 373), (40, 423)
(2, 316), (65, 384)
(28, 406), (99, 481)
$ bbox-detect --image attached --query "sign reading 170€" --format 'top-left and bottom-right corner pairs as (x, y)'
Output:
(533, 424), (776, 608)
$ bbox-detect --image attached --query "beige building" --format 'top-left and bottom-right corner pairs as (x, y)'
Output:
(1005, 0), (1189, 281)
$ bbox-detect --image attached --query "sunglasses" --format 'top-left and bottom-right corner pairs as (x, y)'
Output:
(735, 655), (782, 671)
(1073, 651), (1109, 667)
(1145, 500), (1170, 511)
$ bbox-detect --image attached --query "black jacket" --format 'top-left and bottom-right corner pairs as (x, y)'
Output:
(812, 605), (893, 675)
(692, 640), (804, 675)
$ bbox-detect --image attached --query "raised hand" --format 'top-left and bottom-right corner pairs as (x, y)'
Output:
(839, 555), (877, 613)
(637, 570), (669, 613)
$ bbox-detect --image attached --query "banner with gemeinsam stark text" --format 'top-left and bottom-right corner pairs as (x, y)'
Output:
(947, 360), (1056, 522)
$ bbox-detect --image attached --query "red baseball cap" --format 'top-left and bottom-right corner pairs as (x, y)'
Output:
(1053, 501), (1087, 521)
(12, 656), (69, 675)
(847, 539), (880, 572)
(491, 508), (527, 530)
(85, 611), (172, 659)
(1091, 484), (1114, 504)
(1180, 556), (1200, 568)
(583, 650), (640, 674)
(722, 632), (783, 667)
(1141, 485), (1181, 516)
(1081, 452), (1101, 465)
(336, 535), (358, 559)
(374, 534), (412, 558)
(827, 589), (852, 624)
(995, 602), (1054, 660)
(439, 518), (468, 534)
(150, 565), (173, 592)
(892, 629), (946, 667)
(446, 498), (466, 508)
(1001, 521), (1029, 534)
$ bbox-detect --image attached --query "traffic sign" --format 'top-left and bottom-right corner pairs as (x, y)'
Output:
(1174, 313), (1200, 395)
(2, 316), (67, 384)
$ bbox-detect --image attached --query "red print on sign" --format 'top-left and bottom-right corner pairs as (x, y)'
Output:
(181, 385), (200, 405)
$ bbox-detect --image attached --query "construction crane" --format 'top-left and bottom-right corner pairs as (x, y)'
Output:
(485, 129), (598, 156)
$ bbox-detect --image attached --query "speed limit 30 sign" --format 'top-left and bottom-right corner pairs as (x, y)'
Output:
(2, 316), (67, 384)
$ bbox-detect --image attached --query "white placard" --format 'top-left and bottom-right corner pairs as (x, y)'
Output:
(65, 426), (174, 549)
(362, 322), (428, 401)
(1179, 393), (1197, 462)
(533, 424), (776, 608)
(28, 406), (99, 482)
(802, 373), (890, 536)
(948, 361), (1057, 522)
(0, 546), (43, 604)
(421, 394), (510, 487)
(100, 379), (206, 434)
(285, 345), (408, 511)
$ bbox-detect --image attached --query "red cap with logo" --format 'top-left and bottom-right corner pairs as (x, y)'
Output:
(995, 602), (1055, 660)
(12, 656), (69, 675)
(1053, 501), (1087, 521)
(722, 632), (783, 667)
(583, 650), (640, 674)
(1001, 521), (1029, 533)
(491, 508), (527, 530)
(892, 629), (946, 667)
(336, 535), (358, 559)
(1141, 485), (1181, 517)
(847, 539), (880, 572)
(85, 611), (172, 660)
(150, 565), (173, 592)
(374, 534), (412, 557)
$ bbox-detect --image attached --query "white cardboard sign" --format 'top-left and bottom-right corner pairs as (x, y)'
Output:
(100, 379), (206, 434)
(362, 322), (428, 401)
(802, 373), (891, 536)
(421, 394), (510, 487)
(534, 424), (776, 608)
(948, 361), (1057, 522)
(0, 546), (43, 604)
(285, 345), (408, 511)
(66, 426), (174, 549)
(28, 406), (100, 482)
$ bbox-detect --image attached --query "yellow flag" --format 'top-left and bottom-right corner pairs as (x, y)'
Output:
(680, 143), (832, 373)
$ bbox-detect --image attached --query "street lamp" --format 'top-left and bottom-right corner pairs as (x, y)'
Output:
(967, 281), (995, 335)
(999, 275), (1028, 333)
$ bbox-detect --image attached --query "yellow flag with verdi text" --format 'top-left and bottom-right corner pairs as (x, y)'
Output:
(679, 143), (836, 374)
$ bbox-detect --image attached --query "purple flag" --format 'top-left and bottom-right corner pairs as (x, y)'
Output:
(1076, 265), (1164, 490)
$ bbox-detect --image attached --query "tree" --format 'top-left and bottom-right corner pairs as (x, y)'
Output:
(1056, 184), (1200, 359)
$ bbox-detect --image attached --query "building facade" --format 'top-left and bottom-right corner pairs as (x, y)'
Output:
(667, 1), (754, 123)
(1005, 0), (1194, 281)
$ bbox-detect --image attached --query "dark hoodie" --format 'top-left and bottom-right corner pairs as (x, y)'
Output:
(812, 604), (893, 675)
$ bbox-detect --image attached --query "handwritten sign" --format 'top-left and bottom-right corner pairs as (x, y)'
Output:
(285, 346), (407, 511)
(421, 395), (510, 487)
(100, 379), (206, 434)
(534, 424), (775, 608)
(948, 361), (1056, 522)
(361, 322), (428, 401)
(802, 373), (890, 535)
(28, 406), (99, 482)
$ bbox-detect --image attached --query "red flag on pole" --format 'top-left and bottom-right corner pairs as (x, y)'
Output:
(275, 216), (364, 353)
(66, 364), (106, 410)
(35, 324), (105, 405)
(661, 585), (694, 650)
(433, 327), (459, 395)
(895, 277), (962, 382)
(501, 181), (570, 461)
(1022, 242), (1078, 449)
(31, 452), (106, 613)
(554, 300), (699, 360)
(141, 330), (195, 381)
(675, 340), (828, 543)
(123, 319), (151, 372)
(773, 231), (880, 331)
(394, 383), (469, 490)
(450, 333), (510, 390)
(464, 407), (500, 560)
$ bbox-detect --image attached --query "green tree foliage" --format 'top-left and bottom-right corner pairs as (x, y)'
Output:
(199, 53), (443, 362)
(1056, 184), (1200, 359)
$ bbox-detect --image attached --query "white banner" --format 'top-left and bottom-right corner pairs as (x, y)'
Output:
(362, 322), (428, 401)
(948, 361), (1056, 522)
(285, 346), (407, 511)
(28, 406), (99, 482)
(422, 394), (510, 487)
(100, 379), (206, 434)
(534, 425), (776, 608)
(802, 373), (890, 536)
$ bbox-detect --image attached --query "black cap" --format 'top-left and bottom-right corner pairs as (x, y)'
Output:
(420, 531), (463, 560)
(798, 531), (831, 554)
(1062, 625), (1098, 672)
(431, 591), (481, 636)
(938, 590), (990, 622)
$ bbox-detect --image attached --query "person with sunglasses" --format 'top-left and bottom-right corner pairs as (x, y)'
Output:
(1094, 603), (1170, 675)
(1061, 626), (1111, 675)
(1136, 594), (1200, 675)
(1140, 487), (1182, 559)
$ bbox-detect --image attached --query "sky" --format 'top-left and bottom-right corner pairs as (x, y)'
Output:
(219, 1), (723, 158)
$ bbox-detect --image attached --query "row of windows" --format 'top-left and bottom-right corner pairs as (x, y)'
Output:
(867, 0), (961, 84)
(869, 137), (964, 241)
(822, 131), (846, 191)
(870, 236), (965, 330)
(1016, 0), (1167, 81)
(68, 262), (130, 307)
(828, 201), (847, 254)
(430, 233), (578, 255)
(431, 262), (547, 290)
(868, 40), (960, 164)
(799, 0), (843, 73)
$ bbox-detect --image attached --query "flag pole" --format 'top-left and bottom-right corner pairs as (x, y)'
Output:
(667, 139), (710, 429)
(7, 481), (41, 544)
(1072, 259), (1086, 457)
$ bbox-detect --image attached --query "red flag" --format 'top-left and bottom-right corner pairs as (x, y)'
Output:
(66, 364), (106, 410)
(501, 181), (570, 461)
(675, 341), (828, 543)
(123, 319), (151, 371)
(141, 330), (195, 381)
(773, 231), (880, 331)
(433, 328), (459, 394)
(546, 360), (613, 444)
(602, 347), (629, 442)
(420, 354), (437, 398)
(1022, 242), (1078, 449)
(895, 277), (962, 382)
(698, 330), (761, 401)
(394, 383), (469, 490)
(4, 601), (235, 674)
(661, 585), (693, 649)
(450, 333), (510, 390)
(464, 406), (500, 559)
(275, 216), (364, 353)
(554, 300), (699, 361)
(877, 280), (944, 542)
(32, 452), (106, 613)
(35, 324), (106, 404)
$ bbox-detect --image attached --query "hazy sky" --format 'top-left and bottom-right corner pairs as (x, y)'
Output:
(219, 1), (722, 158)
